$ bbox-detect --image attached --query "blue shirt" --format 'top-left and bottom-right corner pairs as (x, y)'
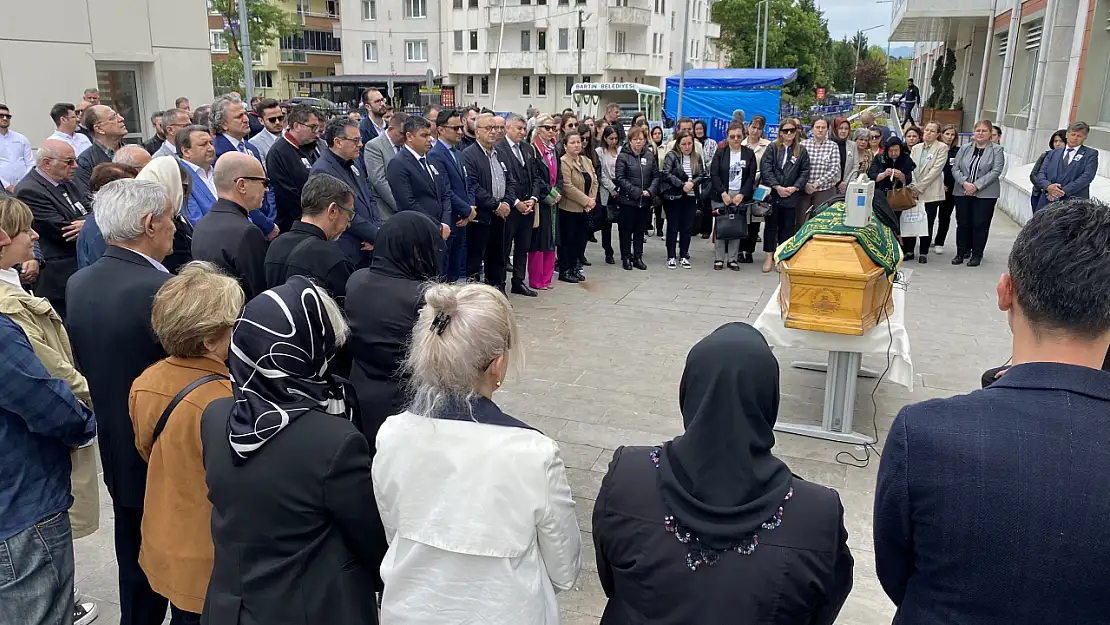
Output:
(0, 314), (96, 540)
(76, 213), (108, 270)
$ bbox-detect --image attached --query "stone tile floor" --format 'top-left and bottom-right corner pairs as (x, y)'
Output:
(76, 213), (1020, 624)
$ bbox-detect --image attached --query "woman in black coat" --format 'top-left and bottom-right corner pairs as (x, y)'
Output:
(660, 130), (709, 268)
(707, 123), (757, 269)
(760, 121), (810, 273)
(201, 276), (385, 625)
(868, 135), (915, 193)
(345, 211), (445, 443)
(614, 125), (661, 271)
(592, 323), (854, 625)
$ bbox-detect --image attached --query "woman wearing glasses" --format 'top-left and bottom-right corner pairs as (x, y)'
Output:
(759, 121), (810, 273)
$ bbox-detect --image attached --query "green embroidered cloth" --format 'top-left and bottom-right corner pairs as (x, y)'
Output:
(774, 202), (902, 275)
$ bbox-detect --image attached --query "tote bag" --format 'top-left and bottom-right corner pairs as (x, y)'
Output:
(900, 197), (929, 238)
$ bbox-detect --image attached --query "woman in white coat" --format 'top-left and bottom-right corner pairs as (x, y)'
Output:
(373, 282), (581, 624)
(907, 121), (948, 263)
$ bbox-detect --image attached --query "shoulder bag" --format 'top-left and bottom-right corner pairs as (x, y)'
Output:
(151, 373), (229, 446)
(714, 203), (749, 240)
(886, 180), (919, 212)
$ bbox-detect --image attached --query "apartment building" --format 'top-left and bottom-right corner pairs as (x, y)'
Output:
(893, 0), (1110, 224)
(338, 0), (722, 114)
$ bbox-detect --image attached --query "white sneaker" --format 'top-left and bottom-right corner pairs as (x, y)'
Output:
(680, 258), (692, 268)
(667, 258), (677, 269)
(74, 601), (98, 625)
(933, 245), (945, 254)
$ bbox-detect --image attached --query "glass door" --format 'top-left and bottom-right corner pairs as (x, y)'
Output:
(95, 64), (146, 144)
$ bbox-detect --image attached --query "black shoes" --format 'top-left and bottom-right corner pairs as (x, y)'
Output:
(904, 251), (916, 261)
(918, 254), (928, 264)
(632, 257), (648, 270)
(951, 254), (965, 265)
(739, 252), (754, 264)
(511, 282), (538, 297)
(579, 257), (592, 267)
(558, 271), (580, 283)
(701, 233), (711, 239)
(588, 233), (598, 243)
(622, 258), (634, 270)
(967, 256), (982, 267)
(605, 253), (616, 265)
(727, 261), (741, 271)
(573, 269), (586, 281)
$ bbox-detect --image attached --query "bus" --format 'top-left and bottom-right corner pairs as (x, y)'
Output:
(571, 82), (664, 131)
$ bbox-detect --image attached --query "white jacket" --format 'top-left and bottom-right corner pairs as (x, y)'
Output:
(373, 409), (581, 624)
(911, 140), (948, 204)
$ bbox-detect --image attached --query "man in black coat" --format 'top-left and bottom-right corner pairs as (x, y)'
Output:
(358, 88), (388, 150)
(15, 139), (89, 317)
(875, 199), (1110, 624)
(385, 116), (452, 237)
(266, 104), (323, 232)
(66, 178), (179, 625)
(192, 152), (270, 300)
(75, 104), (126, 199)
(311, 117), (381, 267)
(463, 113), (517, 291)
(496, 114), (543, 297)
(264, 173), (356, 299)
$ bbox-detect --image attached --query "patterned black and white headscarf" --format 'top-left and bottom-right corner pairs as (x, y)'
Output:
(227, 275), (355, 463)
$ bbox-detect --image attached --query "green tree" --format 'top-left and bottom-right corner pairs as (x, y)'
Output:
(829, 39), (858, 92)
(885, 57), (910, 94)
(852, 57), (888, 93)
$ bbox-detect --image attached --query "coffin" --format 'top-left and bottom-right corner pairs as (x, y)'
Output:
(778, 234), (894, 336)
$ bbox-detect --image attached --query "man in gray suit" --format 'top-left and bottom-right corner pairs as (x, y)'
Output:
(1034, 121), (1099, 212)
(363, 111), (409, 220)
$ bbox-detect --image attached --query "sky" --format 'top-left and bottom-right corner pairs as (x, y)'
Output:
(819, 0), (893, 43)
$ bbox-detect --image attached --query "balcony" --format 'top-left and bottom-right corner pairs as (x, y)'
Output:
(302, 11), (340, 30)
(280, 49), (307, 64)
(448, 54), (491, 76)
(890, 0), (994, 42)
(488, 5), (536, 24)
(606, 52), (650, 71)
(487, 51), (536, 70)
(607, 6), (651, 27)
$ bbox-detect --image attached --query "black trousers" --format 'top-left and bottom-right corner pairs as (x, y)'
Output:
(114, 504), (168, 625)
(741, 219), (761, 253)
(466, 217), (506, 287)
(618, 204), (647, 259)
(696, 197), (714, 236)
(504, 208), (532, 285)
(557, 209), (589, 272)
(664, 195), (698, 259)
(763, 201), (798, 253)
(169, 606), (201, 625)
(934, 193), (955, 246)
(599, 202), (614, 256)
(955, 196), (997, 258)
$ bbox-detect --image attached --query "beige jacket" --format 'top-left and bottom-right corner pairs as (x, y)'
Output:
(911, 141), (948, 204)
(559, 154), (599, 214)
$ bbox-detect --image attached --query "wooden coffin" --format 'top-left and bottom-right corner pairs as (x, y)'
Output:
(778, 234), (894, 336)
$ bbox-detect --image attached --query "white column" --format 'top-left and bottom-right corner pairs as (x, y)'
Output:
(1058, 0), (1091, 127)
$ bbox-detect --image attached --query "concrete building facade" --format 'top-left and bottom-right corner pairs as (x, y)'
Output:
(0, 0), (214, 146)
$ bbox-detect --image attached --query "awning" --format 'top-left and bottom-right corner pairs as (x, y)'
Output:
(664, 68), (798, 89)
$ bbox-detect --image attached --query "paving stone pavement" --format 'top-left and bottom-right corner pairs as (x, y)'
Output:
(75, 212), (1020, 624)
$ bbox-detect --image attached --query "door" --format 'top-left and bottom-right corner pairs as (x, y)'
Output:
(95, 64), (146, 144)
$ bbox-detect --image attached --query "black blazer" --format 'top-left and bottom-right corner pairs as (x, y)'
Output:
(594, 446), (853, 625)
(266, 136), (319, 232)
(14, 170), (90, 306)
(192, 199), (269, 301)
(65, 246), (170, 508)
(264, 222), (353, 299)
(709, 145), (758, 202)
(201, 398), (385, 625)
(385, 147), (452, 225)
(876, 362), (1110, 625)
(495, 138), (543, 202)
(660, 151), (710, 200)
(761, 143), (811, 210)
(614, 145), (661, 210)
(75, 142), (112, 201)
(463, 143), (517, 224)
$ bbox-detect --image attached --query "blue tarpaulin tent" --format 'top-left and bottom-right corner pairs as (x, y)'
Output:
(664, 68), (798, 142)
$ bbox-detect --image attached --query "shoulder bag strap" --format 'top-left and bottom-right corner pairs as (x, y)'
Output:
(151, 373), (229, 446)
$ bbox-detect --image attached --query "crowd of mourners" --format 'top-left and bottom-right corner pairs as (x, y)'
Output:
(0, 85), (1108, 625)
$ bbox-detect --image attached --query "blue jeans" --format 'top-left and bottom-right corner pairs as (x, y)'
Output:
(444, 228), (467, 282)
(0, 511), (75, 625)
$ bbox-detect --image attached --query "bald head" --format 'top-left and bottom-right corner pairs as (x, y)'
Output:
(114, 145), (152, 171)
(214, 152), (263, 193)
(860, 111), (875, 126)
(37, 139), (78, 182)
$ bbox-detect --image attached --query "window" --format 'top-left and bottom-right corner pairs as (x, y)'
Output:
(997, 33), (1008, 57)
(689, 39), (699, 60)
(1014, 20), (1042, 114)
(558, 0), (568, 4)
(453, 0), (462, 7)
(280, 30), (342, 54)
(565, 75), (574, 96)
(253, 71), (274, 88)
(481, 76), (489, 95)
(469, 0), (478, 6)
(361, 0), (376, 19)
(671, 11), (675, 29)
(298, 71), (313, 79)
(454, 31), (463, 51)
(522, 76), (531, 95)
(210, 29), (229, 53)
(669, 51), (674, 69)
(558, 28), (569, 50)
(694, 0), (701, 20)
(522, 0), (531, 4)
(405, 40), (429, 61)
(538, 30), (547, 50)
(405, 0), (426, 18)
(538, 0), (546, 4)
(616, 31), (626, 53)
(582, 75), (591, 83)
(363, 40), (378, 61)
(470, 31), (479, 51)
(538, 76), (547, 95)
(466, 76), (475, 94)
(207, 0), (220, 15)
(521, 30), (531, 52)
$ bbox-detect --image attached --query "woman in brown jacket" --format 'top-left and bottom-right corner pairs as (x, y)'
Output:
(128, 261), (244, 622)
(558, 131), (598, 284)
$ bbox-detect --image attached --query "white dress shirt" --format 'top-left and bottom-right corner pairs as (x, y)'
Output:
(0, 129), (34, 188)
(130, 248), (169, 273)
(181, 159), (217, 197)
(49, 130), (92, 157)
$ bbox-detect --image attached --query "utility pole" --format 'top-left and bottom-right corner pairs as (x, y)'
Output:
(492, 7), (507, 110)
(676, 0), (691, 119)
(577, 9), (584, 84)
(761, 0), (769, 68)
(237, 0), (255, 101)
(754, 0), (763, 68)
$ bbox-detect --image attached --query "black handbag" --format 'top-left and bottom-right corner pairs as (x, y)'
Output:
(714, 203), (748, 240)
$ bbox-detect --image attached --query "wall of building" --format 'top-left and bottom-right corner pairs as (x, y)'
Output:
(1, 0), (213, 145)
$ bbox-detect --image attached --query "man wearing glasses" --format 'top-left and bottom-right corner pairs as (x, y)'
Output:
(359, 89), (389, 146)
(191, 152), (271, 299)
(152, 109), (192, 159)
(264, 173), (357, 299)
(311, 117), (382, 268)
(75, 105), (127, 198)
(0, 104), (35, 192)
(266, 104), (324, 232)
(427, 109), (477, 282)
(249, 98), (285, 160)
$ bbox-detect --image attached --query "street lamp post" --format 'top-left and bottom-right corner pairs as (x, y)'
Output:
(851, 24), (885, 97)
(754, 0), (768, 68)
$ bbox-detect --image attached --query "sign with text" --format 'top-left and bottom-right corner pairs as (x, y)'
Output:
(817, 88), (826, 99)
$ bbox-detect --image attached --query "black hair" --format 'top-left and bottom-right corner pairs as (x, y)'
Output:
(403, 115), (431, 137)
(561, 131), (581, 147)
(323, 117), (358, 147)
(301, 173), (354, 217)
(255, 98), (280, 116)
(435, 108), (459, 127)
(50, 102), (75, 125)
(286, 103), (320, 128)
(1049, 129), (1067, 150)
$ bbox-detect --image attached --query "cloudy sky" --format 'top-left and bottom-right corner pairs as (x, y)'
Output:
(819, 0), (894, 42)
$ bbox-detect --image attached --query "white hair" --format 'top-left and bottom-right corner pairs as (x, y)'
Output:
(211, 95), (243, 133)
(113, 145), (150, 169)
(35, 144), (64, 167)
(93, 179), (170, 243)
(317, 283), (350, 347)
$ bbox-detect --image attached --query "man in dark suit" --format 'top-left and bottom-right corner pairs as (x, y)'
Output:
(497, 114), (545, 297)
(75, 104), (127, 199)
(385, 116), (452, 239)
(1033, 121), (1099, 211)
(311, 117), (381, 267)
(192, 152), (270, 300)
(463, 113), (517, 292)
(66, 178), (179, 625)
(359, 89), (388, 150)
(14, 139), (89, 317)
(266, 104), (323, 232)
(427, 109), (476, 282)
(211, 95), (280, 240)
(875, 198), (1110, 624)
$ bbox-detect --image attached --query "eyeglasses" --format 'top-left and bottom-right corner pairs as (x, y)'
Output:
(870, 135), (882, 140)
(296, 122), (321, 132)
(335, 203), (356, 221)
(370, 98), (386, 105)
(780, 128), (796, 134)
(237, 176), (270, 188)
(442, 124), (463, 131)
(52, 157), (78, 166)
(0, 114), (11, 119)
(337, 135), (362, 145)
(539, 125), (557, 131)
(266, 115), (285, 123)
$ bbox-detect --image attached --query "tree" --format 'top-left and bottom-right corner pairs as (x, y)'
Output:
(714, 0), (832, 96)
(885, 57), (910, 94)
(829, 39), (858, 92)
(208, 0), (297, 60)
(852, 57), (888, 93)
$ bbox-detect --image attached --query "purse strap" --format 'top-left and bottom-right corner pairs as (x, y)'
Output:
(151, 373), (229, 446)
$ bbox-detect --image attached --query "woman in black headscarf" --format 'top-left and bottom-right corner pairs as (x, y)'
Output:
(200, 276), (385, 625)
(869, 135), (916, 193)
(592, 323), (853, 625)
(345, 211), (445, 443)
